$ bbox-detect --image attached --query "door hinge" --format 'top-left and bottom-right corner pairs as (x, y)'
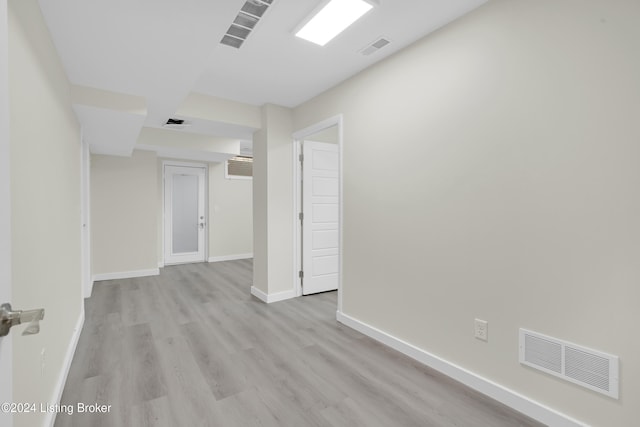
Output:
(299, 154), (304, 162)
(299, 212), (304, 221)
(299, 270), (304, 279)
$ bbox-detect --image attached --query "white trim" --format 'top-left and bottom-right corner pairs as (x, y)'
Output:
(80, 130), (92, 298)
(48, 308), (85, 427)
(337, 117), (344, 314)
(208, 253), (253, 263)
(251, 286), (296, 304)
(292, 114), (344, 311)
(336, 311), (588, 427)
(0, 2), (12, 424)
(250, 286), (269, 303)
(92, 268), (159, 282)
(292, 140), (302, 297)
(161, 159), (208, 169)
(292, 115), (344, 140)
(161, 159), (165, 272)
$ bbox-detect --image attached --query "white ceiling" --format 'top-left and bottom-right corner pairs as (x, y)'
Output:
(38, 0), (486, 156)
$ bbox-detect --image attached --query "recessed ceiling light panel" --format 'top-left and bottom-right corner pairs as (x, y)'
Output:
(295, 0), (374, 46)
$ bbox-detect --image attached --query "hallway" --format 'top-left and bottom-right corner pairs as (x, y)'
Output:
(56, 260), (542, 426)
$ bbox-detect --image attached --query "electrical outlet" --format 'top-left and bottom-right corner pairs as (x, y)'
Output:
(474, 319), (488, 342)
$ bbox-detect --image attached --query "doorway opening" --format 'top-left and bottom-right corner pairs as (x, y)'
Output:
(293, 115), (343, 311)
(163, 161), (208, 265)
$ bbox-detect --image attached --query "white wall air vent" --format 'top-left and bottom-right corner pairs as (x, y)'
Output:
(519, 329), (619, 399)
(220, 0), (274, 49)
(360, 37), (391, 56)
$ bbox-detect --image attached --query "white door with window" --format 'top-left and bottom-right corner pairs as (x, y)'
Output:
(302, 141), (340, 295)
(164, 164), (207, 265)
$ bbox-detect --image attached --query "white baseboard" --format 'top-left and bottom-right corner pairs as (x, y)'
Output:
(92, 268), (159, 282)
(336, 311), (587, 427)
(250, 286), (269, 302)
(86, 279), (94, 300)
(208, 253), (253, 263)
(158, 261), (164, 268)
(250, 286), (296, 304)
(48, 308), (85, 427)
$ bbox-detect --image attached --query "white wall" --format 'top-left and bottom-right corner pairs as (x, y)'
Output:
(208, 162), (253, 259)
(253, 126), (268, 293)
(264, 105), (294, 294)
(177, 92), (261, 129)
(91, 151), (252, 273)
(9, 1), (82, 426)
(137, 127), (241, 154)
(294, 0), (640, 425)
(91, 151), (158, 276)
(252, 104), (294, 296)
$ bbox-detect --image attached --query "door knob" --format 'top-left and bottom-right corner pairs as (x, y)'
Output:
(0, 303), (45, 337)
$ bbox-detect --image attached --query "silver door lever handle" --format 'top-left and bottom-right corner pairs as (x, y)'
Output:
(0, 303), (45, 337)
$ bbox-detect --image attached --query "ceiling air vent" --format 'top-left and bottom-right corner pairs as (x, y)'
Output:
(220, 0), (275, 49)
(163, 118), (191, 130)
(360, 37), (391, 56)
(519, 329), (619, 399)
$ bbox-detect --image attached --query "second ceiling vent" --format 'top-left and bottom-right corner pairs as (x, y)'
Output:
(360, 37), (391, 56)
(221, 0), (274, 49)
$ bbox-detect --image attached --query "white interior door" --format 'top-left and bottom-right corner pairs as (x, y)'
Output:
(164, 165), (207, 265)
(0, 1), (13, 424)
(302, 141), (340, 295)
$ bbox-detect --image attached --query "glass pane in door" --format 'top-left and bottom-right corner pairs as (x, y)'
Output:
(172, 174), (199, 254)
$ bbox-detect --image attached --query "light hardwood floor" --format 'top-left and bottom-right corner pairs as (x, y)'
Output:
(55, 260), (544, 427)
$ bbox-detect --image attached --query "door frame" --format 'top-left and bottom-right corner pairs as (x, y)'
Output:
(162, 160), (208, 265)
(80, 131), (92, 298)
(292, 114), (344, 313)
(0, 0), (13, 424)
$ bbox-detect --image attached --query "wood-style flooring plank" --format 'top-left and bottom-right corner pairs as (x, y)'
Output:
(56, 260), (545, 427)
